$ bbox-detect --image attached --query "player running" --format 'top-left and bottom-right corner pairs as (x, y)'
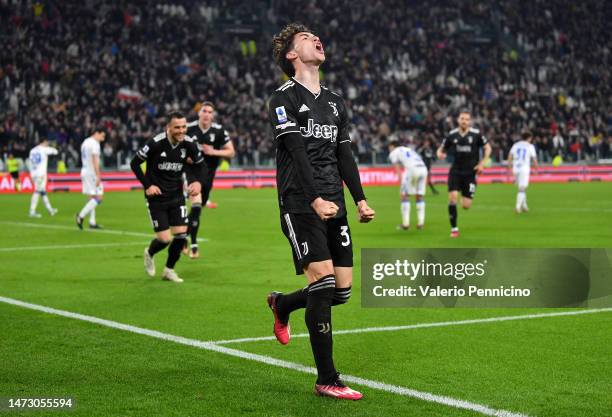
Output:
(130, 111), (207, 283)
(388, 140), (428, 230)
(417, 138), (439, 195)
(76, 128), (106, 229)
(266, 23), (375, 400)
(183, 102), (235, 259)
(436, 110), (491, 238)
(508, 132), (538, 213)
(28, 139), (59, 217)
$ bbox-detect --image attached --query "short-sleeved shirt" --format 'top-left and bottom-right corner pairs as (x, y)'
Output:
(186, 121), (230, 173)
(509, 140), (537, 170)
(80, 137), (101, 177)
(135, 131), (204, 205)
(441, 128), (488, 174)
(29, 144), (58, 177)
(389, 146), (426, 171)
(268, 78), (350, 215)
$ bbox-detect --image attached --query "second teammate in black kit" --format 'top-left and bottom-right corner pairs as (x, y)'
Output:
(130, 111), (207, 282)
(437, 111), (491, 237)
(266, 23), (375, 400)
(183, 102), (235, 259)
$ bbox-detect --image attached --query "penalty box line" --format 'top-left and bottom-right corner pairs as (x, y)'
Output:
(0, 242), (149, 252)
(211, 308), (612, 345)
(0, 221), (209, 241)
(0, 295), (529, 417)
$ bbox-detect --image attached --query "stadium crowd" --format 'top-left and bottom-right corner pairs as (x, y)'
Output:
(0, 0), (610, 170)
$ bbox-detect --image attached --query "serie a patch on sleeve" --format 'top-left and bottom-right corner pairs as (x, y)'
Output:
(275, 106), (288, 123)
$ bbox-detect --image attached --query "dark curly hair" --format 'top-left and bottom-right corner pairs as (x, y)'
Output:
(272, 23), (313, 77)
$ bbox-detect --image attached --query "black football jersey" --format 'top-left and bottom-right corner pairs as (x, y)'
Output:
(186, 121), (230, 172)
(441, 128), (488, 173)
(268, 78), (350, 215)
(136, 131), (204, 204)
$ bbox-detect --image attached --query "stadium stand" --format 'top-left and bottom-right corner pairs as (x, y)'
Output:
(0, 0), (609, 169)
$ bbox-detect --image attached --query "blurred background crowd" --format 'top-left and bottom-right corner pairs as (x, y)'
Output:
(0, 0), (610, 171)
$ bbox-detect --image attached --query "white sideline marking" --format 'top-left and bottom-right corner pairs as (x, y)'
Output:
(0, 295), (529, 417)
(211, 308), (612, 344)
(0, 221), (208, 241)
(0, 242), (148, 252)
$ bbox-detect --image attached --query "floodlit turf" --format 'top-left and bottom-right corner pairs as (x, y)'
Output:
(1, 182), (611, 417)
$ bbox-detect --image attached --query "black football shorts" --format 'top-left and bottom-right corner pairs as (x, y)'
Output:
(146, 199), (188, 232)
(280, 212), (353, 275)
(448, 171), (477, 199)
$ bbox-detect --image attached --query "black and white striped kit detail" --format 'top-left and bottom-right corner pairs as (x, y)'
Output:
(333, 287), (351, 303)
(283, 213), (302, 260)
(308, 275), (336, 293)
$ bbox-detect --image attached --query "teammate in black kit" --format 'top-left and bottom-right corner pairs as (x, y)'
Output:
(130, 111), (207, 282)
(266, 23), (375, 400)
(436, 110), (491, 237)
(417, 138), (439, 195)
(183, 102), (235, 259)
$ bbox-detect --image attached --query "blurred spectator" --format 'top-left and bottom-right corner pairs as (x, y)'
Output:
(0, 0), (609, 168)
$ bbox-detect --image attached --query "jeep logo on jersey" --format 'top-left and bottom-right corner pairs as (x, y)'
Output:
(301, 119), (338, 142)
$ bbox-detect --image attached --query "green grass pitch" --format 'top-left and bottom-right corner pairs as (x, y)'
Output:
(1, 182), (611, 417)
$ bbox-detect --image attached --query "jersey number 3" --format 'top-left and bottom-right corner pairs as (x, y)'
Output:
(340, 226), (351, 247)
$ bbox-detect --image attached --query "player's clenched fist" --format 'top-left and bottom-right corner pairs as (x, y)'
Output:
(357, 200), (375, 223)
(187, 181), (201, 196)
(145, 185), (162, 196)
(311, 197), (339, 220)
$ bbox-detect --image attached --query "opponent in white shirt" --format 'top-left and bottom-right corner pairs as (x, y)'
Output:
(76, 128), (106, 229)
(507, 132), (538, 213)
(28, 139), (59, 217)
(388, 141), (428, 229)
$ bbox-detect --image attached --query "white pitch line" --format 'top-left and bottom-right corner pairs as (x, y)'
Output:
(0, 242), (148, 252)
(0, 295), (529, 417)
(0, 221), (208, 241)
(211, 308), (612, 345)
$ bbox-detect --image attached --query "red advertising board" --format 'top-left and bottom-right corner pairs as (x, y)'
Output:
(1, 166), (611, 194)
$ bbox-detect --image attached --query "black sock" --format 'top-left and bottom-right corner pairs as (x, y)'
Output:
(277, 285), (351, 323)
(449, 203), (458, 228)
(332, 286), (352, 306)
(305, 275), (337, 385)
(148, 239), (169, 256)
(277, 288), (307, 323)
(166, 234), (187, 269)
(188, 204), (202, 246)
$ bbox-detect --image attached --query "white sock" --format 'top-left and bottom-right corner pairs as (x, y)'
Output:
(42, 194), (53, 212)
(89, 208), (96, 225)
(79, 198), (98, 219)
(416, 201), (425, 226)
(401, 201), (410, 226)
(30, 192), (40, 214)
(522, 194), (528, 209)
(516, 192), (525, 210)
